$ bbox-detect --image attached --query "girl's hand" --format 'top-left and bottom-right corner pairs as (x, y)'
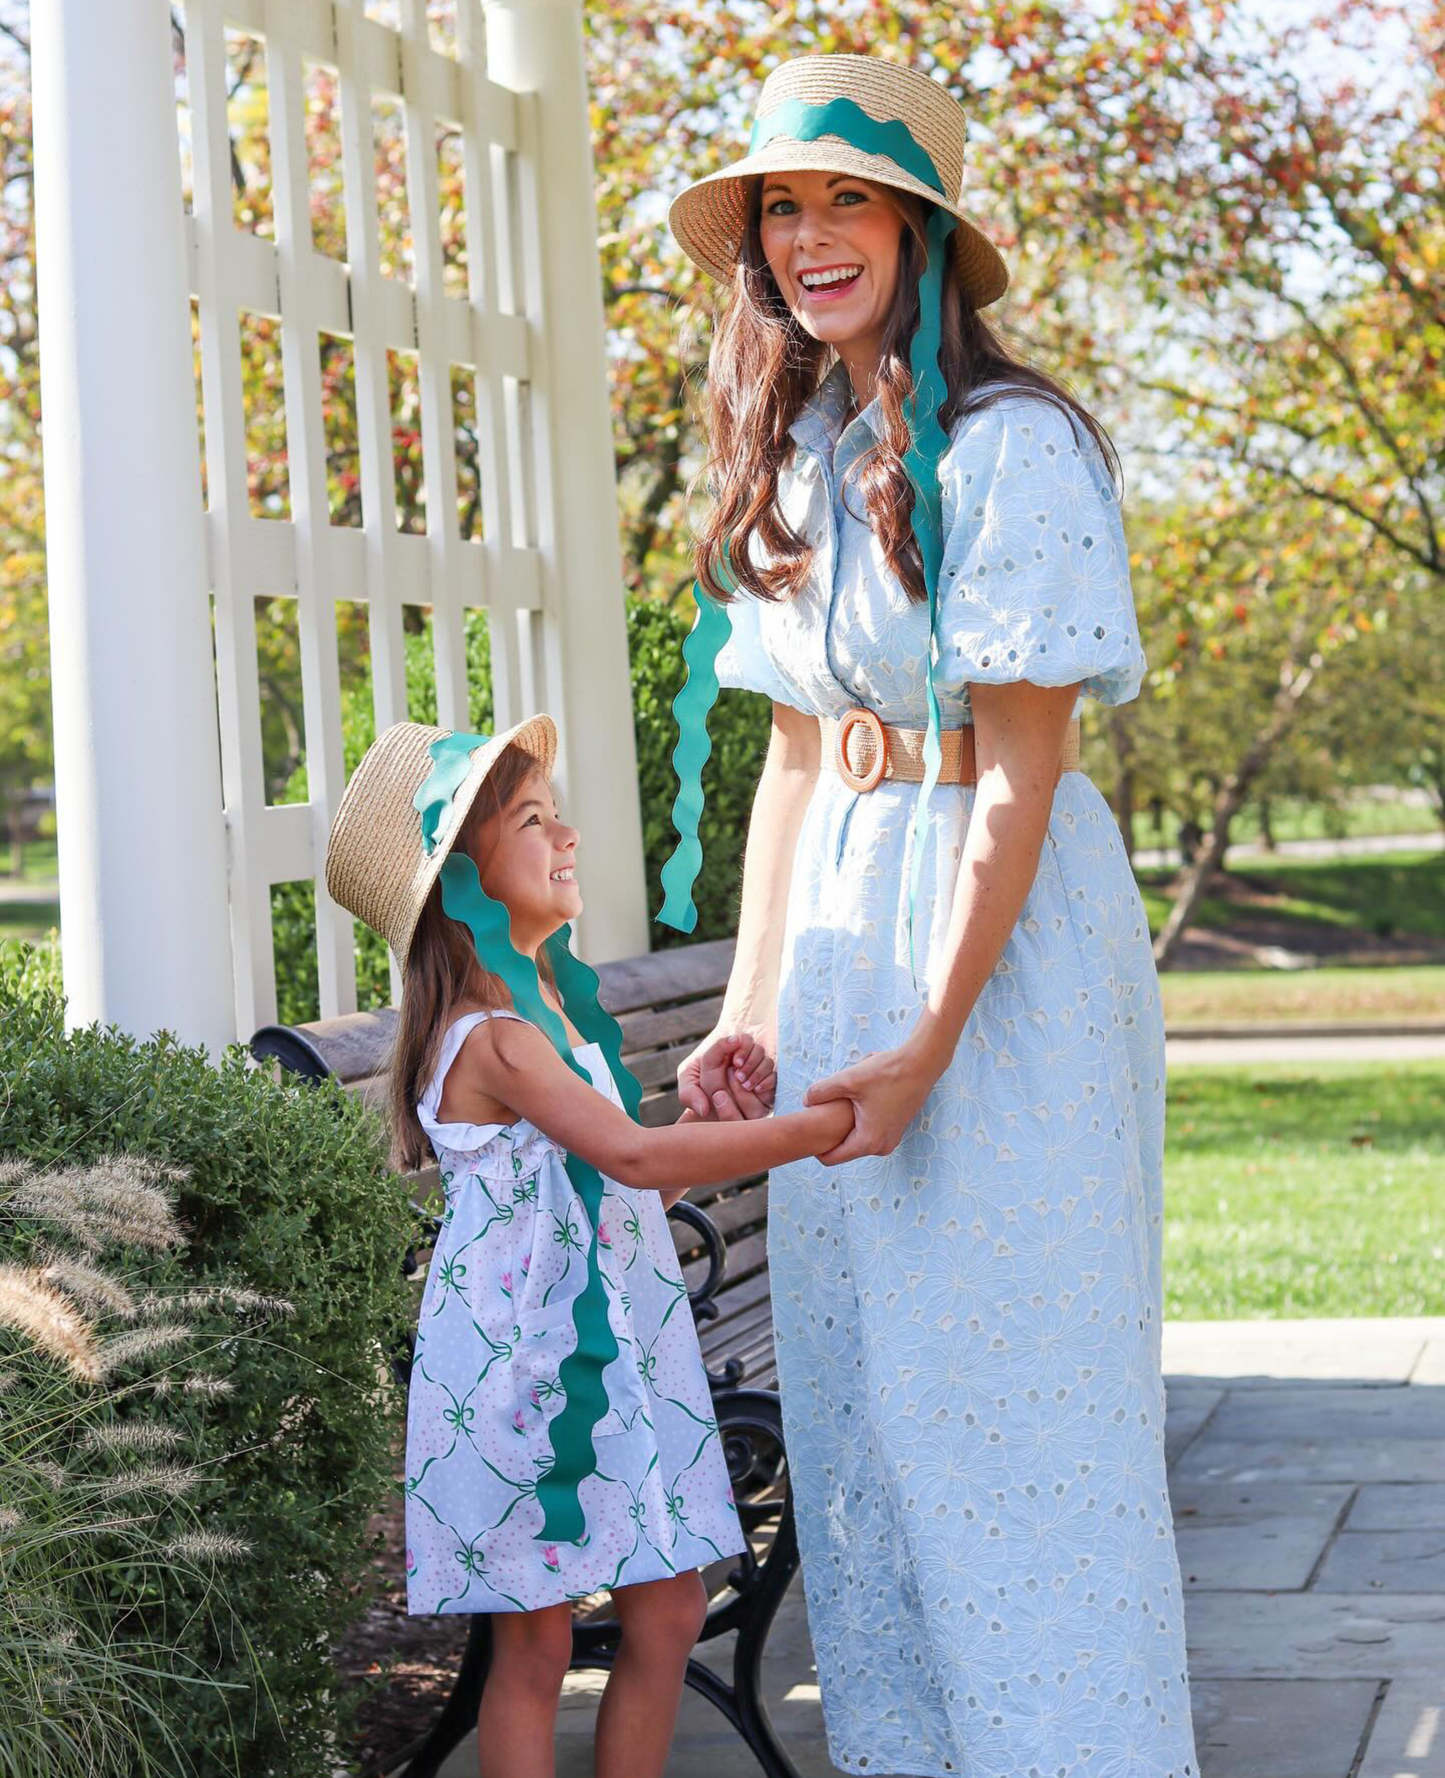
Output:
(678, 1026), (776, 1121)
(803, 1034), (944, 1166)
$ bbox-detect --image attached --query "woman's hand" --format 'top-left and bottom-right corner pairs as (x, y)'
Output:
(677, 1025), (777, 1121)
(803, 1032), (945, 1165)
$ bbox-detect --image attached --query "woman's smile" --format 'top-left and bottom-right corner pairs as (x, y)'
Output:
(759, 169), (905, 367)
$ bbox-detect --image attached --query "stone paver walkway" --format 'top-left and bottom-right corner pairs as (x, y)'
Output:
(424, 1316), (1445, 1777)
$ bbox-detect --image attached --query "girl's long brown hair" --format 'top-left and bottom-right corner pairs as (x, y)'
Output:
(695, 181), (1120, 606)
(388, 741), (557, 1172)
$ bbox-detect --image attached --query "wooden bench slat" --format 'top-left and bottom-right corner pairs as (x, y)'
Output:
(616, 994), (725, 1056)
(593, 938), (736, 1015)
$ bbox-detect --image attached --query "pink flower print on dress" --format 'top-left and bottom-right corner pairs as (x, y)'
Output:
(500, 1271), (513, 1300)
(529, 1385), (542, 1409)
(541, 1545), (560, 1573)
(511, 1409), (526, 1437)
(405, 1547), (416, 1576)
(521, 1254), (531, 1277)
(598, 1223), (612, 1247)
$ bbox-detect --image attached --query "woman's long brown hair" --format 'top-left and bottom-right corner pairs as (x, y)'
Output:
(695, 181), (1120, 606)
(388, 741), (558, 1173)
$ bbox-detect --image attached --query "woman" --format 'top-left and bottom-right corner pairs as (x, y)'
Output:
(662, 53), (1200, 1778)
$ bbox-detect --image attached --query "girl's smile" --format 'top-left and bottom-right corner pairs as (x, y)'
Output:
(471, 767), (583, 951)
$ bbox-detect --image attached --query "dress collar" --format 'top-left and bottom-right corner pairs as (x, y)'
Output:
(788, 358), (882, 462)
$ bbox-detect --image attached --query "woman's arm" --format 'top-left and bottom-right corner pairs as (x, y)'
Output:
(677, 700), (820, 1116)
(452, 1014), (852, 1190)
(805, 679), (1082, 1163)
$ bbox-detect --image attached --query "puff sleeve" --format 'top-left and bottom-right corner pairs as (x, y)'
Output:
(711, 590), (807, 711)
(934, 394), (1147, 707)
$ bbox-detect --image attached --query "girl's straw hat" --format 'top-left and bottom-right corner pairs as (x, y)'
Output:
(669, 54), (1008, 308)
(324, 714), (557, 965)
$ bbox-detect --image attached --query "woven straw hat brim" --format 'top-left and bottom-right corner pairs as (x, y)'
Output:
(669, 138), (1008, 308)
(324, 713), (557, 967)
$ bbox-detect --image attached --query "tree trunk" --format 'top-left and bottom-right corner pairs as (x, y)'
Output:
(1154, 633), (1319, 970)
(1259, 797), (1276, 851)
(1107, 705), (1136, 863)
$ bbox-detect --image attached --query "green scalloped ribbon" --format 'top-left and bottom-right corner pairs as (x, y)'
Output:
(900, 204), (957, 987)
(414, 730), (491, 856)
(544, 925), (643, 1122)
(658, 104), (959, 976)
(416, 732), (645, 1546)
(748, 95), (947, 198)
(655, 582), (733, 933)
(438, 851), (620, 1546)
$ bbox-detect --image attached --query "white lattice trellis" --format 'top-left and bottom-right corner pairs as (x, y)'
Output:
(175, 0), (645, 1038)
(35, 0), (644, 1051)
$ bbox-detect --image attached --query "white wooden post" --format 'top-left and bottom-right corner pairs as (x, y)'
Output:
(31, 0), (235, 1054)
(482, 0), (650, 962)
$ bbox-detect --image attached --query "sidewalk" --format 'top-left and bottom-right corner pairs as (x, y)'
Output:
(430, 1316), (1445, 1777)
(1132, 828), (1444, 870)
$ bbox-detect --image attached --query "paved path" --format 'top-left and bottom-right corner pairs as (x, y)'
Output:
(1167, 1030), (1445, 1064)
(0, 876), (58, 907)
(1133, 828), (1443, 870)
(427, 1316), (1445, 1777)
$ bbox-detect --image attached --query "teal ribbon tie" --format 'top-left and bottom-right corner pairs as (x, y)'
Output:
(656, 585), (733, 934)
(414, 729), (494, 856)
(420, 735), (646, 1546)
(900, 206), (957, 988)
(664, 99), (960, 983)
(748, 96), (946, 198)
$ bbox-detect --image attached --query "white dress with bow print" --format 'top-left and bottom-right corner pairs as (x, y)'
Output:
(404, 1008), (746, 1613)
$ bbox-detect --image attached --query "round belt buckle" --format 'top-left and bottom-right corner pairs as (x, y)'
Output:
(836, 707), (888, 793)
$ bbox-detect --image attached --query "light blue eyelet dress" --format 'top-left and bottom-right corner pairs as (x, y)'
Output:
(712, 361), (1198, 1776)
(403, 1008), (746, 1614)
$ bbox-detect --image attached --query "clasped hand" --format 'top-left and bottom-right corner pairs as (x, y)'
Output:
(679, 1029), (943, 1166)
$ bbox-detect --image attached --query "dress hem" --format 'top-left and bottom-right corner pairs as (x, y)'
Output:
(405, 1529), (750, 1617)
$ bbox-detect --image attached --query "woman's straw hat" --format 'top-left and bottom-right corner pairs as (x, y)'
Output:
(669, 54), (1008, 308)
(324, 714), (557, 966)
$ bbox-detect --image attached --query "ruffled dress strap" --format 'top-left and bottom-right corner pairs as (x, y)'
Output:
(417, 1008), (531, 1156)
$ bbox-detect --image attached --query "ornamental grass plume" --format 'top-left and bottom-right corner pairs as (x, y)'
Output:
(0, 1155), (289, 1778)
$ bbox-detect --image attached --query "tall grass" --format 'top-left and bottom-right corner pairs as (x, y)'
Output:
(0, 1155), (293, 1778)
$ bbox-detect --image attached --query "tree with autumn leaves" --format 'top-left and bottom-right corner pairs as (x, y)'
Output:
(2, 0), (1440, 969)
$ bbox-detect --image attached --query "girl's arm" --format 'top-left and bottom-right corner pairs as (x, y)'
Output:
(450, 1014), (852, 1193)
(677, 701), (820, 1116)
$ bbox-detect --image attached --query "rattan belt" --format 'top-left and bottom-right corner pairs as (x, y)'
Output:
(820, 708), (1082, 792)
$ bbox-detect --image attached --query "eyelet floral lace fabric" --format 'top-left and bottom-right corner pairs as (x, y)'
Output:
(712, 362), (1199, 1776)
(403, 1009), (745, 1613)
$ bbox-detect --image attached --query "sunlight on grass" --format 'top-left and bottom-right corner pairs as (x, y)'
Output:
(1164, 1061), (1445, 1322)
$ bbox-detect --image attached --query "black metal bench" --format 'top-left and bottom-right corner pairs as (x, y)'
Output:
(251, 936), (798, 1778)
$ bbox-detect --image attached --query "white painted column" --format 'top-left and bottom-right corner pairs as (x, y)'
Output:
(482, 0), (650, 961)
(31, 0), (234, 1052)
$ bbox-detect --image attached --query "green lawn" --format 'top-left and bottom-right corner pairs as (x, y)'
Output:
(1139, 848), (1445, 941)
(1164, 1061), (1445, 1321)
(1161, 965), (1445, 1025)
(0, 902), (60, 938)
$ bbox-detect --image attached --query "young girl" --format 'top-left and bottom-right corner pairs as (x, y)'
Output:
(324, 712), (851, 1778)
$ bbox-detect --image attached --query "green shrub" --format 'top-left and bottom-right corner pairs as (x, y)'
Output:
(270, 595), (772, 1022)
(0, 981), (419, 1777)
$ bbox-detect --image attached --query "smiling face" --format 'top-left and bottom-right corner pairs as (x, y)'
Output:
(757, 169), (909, 378)
(466, 764), (581, 953)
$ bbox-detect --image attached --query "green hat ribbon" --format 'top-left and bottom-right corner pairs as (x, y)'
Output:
(657, 101), (956, 989)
